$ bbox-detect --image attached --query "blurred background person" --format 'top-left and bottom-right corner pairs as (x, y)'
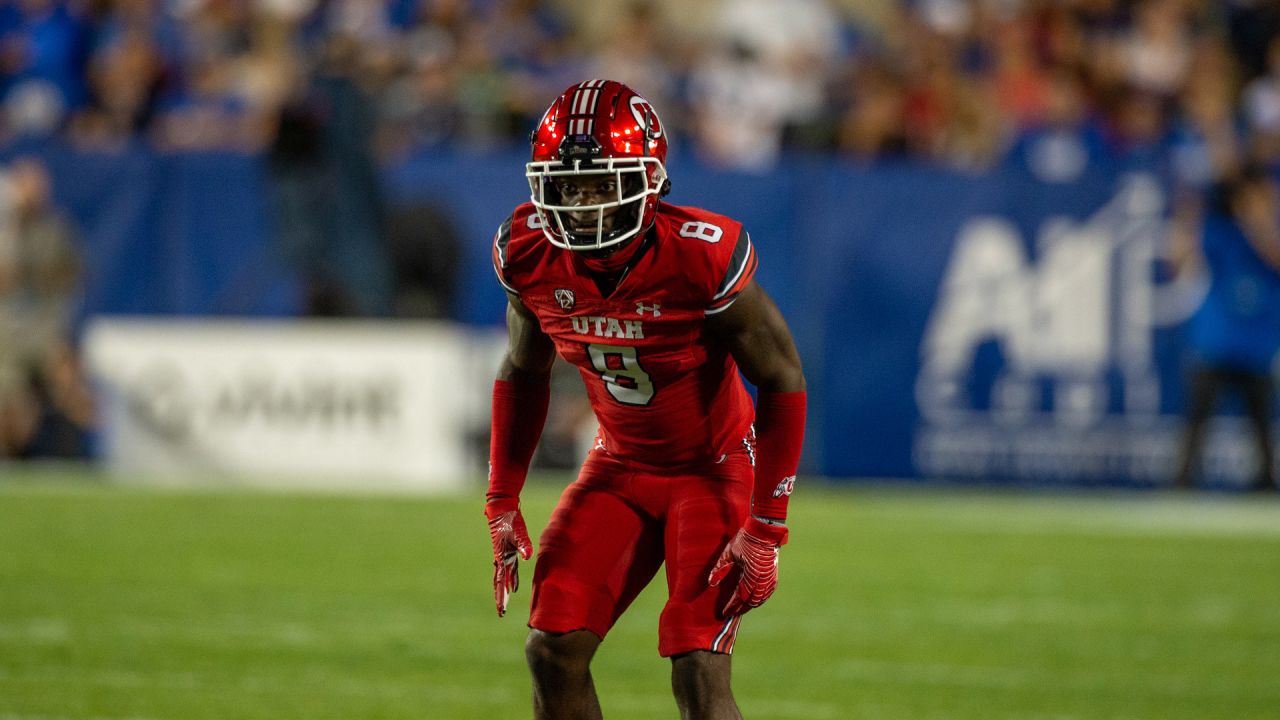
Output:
(384, 198), (461, 319)
(1171, 162), (1280, 492)
(266, 31), (393, 317)
(0, 156), (92, 459)
(1242, 33), (1280, 169)
(0, 0), (90, 140)
(64, 0), (180, 151)
(586, 0), (682, 131)
(687, 0), (843, 170)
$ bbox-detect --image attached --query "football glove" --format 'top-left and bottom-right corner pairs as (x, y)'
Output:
(485, 504), (533, 618)
(708, 516), (789, 617)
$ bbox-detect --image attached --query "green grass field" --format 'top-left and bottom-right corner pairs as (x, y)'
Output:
(2, 469), (1279, 720)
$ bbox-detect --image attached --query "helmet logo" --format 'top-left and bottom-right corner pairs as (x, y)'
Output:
(629, 96), (663, 140)
(554, 289), (576, 310)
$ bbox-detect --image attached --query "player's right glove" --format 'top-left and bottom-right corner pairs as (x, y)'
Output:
(485, 502), (533, 618)
(708, 516), (789, 617)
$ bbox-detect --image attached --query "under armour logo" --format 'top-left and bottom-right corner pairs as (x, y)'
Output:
(772, 475), (796, 498)
(636, 302), (661, 317)
(555, 289), (576, 310)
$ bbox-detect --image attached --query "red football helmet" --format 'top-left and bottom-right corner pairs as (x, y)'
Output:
(526, 79), (670, 252)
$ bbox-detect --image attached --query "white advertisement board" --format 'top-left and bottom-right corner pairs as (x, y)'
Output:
(84, 319), (500, 492)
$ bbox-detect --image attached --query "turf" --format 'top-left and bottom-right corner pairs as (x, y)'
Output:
(2, 470), (1279, 719)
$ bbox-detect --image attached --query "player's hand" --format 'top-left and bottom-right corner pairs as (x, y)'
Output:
(485, 504), (533, 617)
(708, 516), (789, 617)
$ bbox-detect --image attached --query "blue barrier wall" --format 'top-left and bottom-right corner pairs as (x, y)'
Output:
(15, 141), (1266, 486)
(4, 143), (302, 319)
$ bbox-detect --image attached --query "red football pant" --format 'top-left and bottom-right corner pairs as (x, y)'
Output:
(529, 447), (753, 657)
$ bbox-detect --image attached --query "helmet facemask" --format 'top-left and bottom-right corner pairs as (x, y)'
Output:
(527, 152), (666, 252)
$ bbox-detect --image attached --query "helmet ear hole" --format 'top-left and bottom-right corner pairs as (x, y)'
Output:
(660, 179), (671, 197)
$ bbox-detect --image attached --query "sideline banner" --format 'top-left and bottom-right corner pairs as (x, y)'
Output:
(809, 166), (1271, 488)
(84, 320), (499, 491)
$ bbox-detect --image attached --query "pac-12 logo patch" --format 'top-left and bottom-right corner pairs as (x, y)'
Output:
(772, 475), (796, 498)
(555, 289), (576, 309)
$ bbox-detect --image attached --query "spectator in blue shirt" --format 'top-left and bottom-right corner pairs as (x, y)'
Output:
(1174, 162), (1280, 492)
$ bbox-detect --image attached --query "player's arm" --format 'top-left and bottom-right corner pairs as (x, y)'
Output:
(707, 278), (806, 518)
(497, 292), (557, 382)
(706, 279), (806, 616)
(708, 279), (806, 396)
(486, 292), (556, 617)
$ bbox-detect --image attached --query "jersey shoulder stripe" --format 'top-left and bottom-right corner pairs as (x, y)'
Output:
(712, 230), (755, 301)
(653, 203), (752, 307)
(491, 213), (516, 293)
(493, 203), (551, 294)
(706, 230), (757, 315)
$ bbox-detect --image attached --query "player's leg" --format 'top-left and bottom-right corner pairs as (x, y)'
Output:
(1238, 370), (1276, 491)
(525, 629), (604, 720)
(526, 451), (666, 717)
(671, 650), (741, 720)
(1175, 366), (1220, 488)
(657, 453), (753, 716)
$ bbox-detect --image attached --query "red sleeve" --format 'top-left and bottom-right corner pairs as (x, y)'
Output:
(749, 390), (806, 521)
(705, 230), (757, 316)
(485, 375), (550, 515)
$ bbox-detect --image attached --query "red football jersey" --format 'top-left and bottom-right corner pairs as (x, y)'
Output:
(493, 202), (758, 465)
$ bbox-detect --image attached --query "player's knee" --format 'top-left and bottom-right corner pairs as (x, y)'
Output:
(525, 629), (597, 680)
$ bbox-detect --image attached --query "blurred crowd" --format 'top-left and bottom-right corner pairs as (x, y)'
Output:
(0, 0), (1276, 178)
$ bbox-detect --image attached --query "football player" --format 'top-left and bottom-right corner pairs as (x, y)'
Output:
(485, 79), (806, 719)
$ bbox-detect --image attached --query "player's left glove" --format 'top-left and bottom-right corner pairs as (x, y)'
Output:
(708, 516), (789, 617)
(485, 502), (533, 618)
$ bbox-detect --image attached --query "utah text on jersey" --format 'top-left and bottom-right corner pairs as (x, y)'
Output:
(571, 315), (646, 339)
